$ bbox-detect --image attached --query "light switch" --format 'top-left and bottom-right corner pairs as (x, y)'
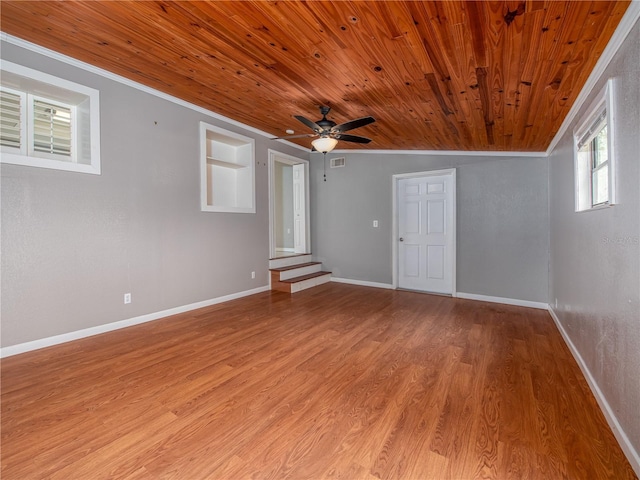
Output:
(373, 220), (379, 228)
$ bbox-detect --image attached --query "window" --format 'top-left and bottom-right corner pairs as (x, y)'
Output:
(574, 79), (615, 211)
(32, 97), (73, 158)
(0, 61), (100, 174)
(0, 88), (26, 153)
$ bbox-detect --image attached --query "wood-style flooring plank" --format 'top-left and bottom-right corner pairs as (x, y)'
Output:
(1, 284), (636, 479)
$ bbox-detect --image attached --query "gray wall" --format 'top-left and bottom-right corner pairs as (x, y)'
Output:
(0, 41), (304, 347)
(310, 152), (549, 303)
(549, 19), (640, 458)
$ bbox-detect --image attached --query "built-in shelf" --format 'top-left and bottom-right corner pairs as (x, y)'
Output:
(206, 156), (246, 169)
(200, 122), (255, 213)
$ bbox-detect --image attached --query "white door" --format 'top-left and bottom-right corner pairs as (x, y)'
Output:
(292, 163), (306, 253)
(397, 172), (455, 294)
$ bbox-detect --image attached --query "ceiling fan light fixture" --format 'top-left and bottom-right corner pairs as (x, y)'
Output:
(312, 136), (338, 153)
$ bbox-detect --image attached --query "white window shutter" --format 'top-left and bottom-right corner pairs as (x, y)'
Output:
(0, 89), (24, 150)
(32, 99), (72, 157)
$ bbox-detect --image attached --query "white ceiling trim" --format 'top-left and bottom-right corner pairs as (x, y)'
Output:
(545, 1), (640, 156)
(324, 149), (546, 157)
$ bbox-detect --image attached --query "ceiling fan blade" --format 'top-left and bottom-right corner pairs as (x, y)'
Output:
(271, 133), (317, 140)
(332, 116), (375, 133)
(294, 115), (322, 132)
(333, 133), (372, 144)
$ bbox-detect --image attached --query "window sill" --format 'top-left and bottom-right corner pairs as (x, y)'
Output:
(576, 202), (613, 213)
(1, 152), (100, 175)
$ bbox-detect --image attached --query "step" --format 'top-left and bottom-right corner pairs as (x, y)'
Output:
(270, 262), (322, 281)
(269, 253), (312, 270)
(271, 271), (332, 294)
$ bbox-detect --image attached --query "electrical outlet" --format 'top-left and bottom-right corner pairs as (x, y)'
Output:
(373, 220), (379, 228)
(251, 271), (256, 279)
(124, 293), (131, 304)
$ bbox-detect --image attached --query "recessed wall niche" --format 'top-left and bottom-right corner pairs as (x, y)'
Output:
(200, 122), (255, 213)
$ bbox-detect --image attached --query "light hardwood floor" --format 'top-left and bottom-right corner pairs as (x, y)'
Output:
(1, 283), (636, 479)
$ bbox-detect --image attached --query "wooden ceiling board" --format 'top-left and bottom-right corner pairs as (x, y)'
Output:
(529, 1), (619, 149)
(0, 0), (630, 152)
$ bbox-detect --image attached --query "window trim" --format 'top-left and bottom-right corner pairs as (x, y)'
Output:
(0, 60), (101, 175)
(573, 78), (616, 212)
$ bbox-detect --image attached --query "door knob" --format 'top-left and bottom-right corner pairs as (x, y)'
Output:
(399, 237), (404, 242)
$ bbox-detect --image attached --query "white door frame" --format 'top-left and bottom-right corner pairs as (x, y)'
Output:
(391, 168), (457, 295)
(268, 149), (310, 259)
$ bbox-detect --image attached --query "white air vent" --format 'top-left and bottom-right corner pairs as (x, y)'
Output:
(330, 157), (345, 168)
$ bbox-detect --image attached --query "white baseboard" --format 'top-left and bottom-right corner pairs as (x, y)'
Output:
(0, 285), (271, 358)
(456, 292), (548, 310)
(329, 282), (548, 311)
(548, 307), (640, 476)
(331, 277), (395, 290)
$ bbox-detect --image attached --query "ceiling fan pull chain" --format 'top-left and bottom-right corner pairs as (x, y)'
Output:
(323, 152), (327, 182)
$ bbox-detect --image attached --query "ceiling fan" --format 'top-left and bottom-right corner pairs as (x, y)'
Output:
(274, 106), (375, 152)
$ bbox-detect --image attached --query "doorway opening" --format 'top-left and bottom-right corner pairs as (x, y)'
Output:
(268, 150), (310, 259)
(392, 168), (457, 295)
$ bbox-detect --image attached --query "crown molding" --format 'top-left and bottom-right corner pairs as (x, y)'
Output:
(316, 149), (546, 157)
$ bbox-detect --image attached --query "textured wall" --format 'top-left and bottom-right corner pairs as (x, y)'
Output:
(310, 152), (548, 303)
(549, 20), (640, 459)
(0, 41), (305, 347)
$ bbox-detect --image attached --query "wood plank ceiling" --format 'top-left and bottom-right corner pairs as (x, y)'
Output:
(0, 1), (630, 152)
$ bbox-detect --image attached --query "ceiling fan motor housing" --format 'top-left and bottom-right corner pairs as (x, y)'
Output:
(317, 106), (336, 132)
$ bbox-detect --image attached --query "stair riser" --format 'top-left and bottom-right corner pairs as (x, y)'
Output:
(269, 255), (312, 269)
(278, 264), (322, 281)
(290, 273), (331, 293)
(270, 271), (332, 293)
